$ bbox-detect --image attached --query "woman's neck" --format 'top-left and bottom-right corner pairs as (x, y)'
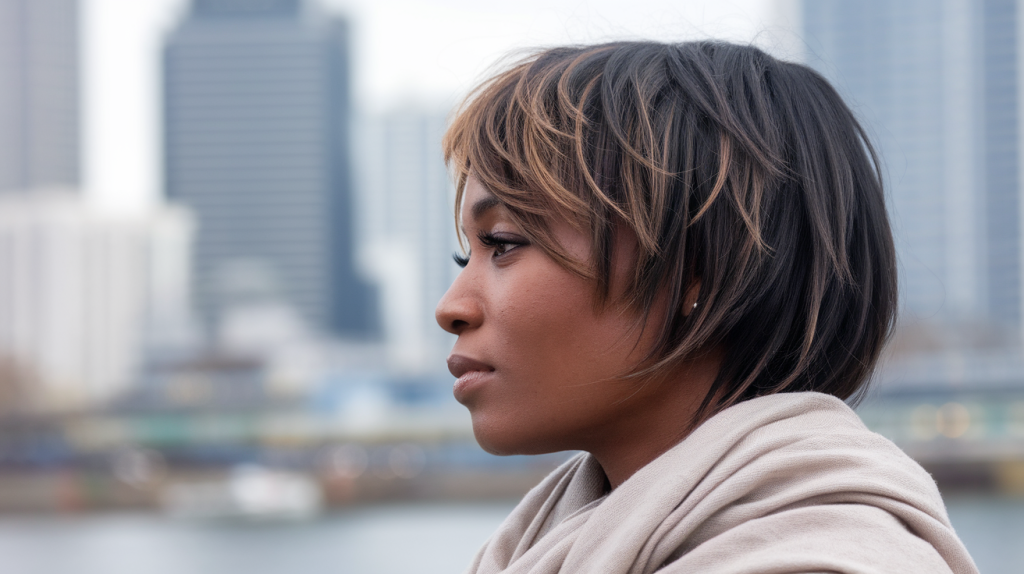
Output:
(588, 350), (723, 489)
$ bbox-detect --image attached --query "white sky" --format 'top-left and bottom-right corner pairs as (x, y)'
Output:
(81, 0), (801, 213)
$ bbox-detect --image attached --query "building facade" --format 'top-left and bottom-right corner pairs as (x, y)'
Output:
(357, 106), (459, 372)
(164, 0), (376, 339)
(803, 0), (1022, 332)
(0, 0), (80, 192)
(0, 192), (194, 408)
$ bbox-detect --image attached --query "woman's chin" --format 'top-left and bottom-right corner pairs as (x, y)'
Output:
(470, 422), (520, 456)
(470, 418), (564, 457)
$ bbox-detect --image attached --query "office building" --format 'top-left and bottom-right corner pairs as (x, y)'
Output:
(0, 0), (80, 192)
(0, 192), (194, 408)
(164, 0), (376, 339)
(358, 106), (459, 372)
(803, 0), (1022, 331)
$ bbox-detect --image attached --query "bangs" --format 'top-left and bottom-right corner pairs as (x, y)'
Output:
(442, 45), (663, 286)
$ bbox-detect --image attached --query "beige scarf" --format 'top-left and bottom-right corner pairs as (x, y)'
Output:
(466, 392), (978, 574)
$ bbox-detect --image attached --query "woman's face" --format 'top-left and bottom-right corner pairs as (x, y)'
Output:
(435, 176), (669, 456)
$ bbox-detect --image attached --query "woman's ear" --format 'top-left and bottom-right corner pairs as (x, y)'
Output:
(683, 281), (701, 317)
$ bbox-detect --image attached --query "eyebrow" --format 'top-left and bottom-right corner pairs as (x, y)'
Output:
(470, 195), (501, 220)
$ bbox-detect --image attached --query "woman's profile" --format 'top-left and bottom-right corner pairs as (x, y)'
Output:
(435, 41), (978, 574)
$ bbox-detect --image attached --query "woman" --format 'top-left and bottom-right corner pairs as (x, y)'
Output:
(436, 41), (978, 574)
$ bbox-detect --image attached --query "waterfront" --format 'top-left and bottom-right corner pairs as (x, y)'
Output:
(0, 502), (514, 574)
(0, 494), (1019, 573)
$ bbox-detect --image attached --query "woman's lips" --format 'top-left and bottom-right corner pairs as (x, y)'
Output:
(447, 354), (494, 378)
(447, 354), (495, 403)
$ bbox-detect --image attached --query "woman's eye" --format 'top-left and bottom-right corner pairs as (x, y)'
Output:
(492, 242), (515, 256)
(478, 232), (527, 260)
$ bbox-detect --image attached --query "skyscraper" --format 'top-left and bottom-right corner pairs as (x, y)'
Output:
(164, 0), (376, 338)
(803, 0), (1021, 331)
(358, 106), (459, 372)
(979, 0), (1021, 333)
(0, 0), (80, 192)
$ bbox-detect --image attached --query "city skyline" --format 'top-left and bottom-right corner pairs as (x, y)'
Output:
(81, 0), (786, 213)
(2, 0), (1022, 399)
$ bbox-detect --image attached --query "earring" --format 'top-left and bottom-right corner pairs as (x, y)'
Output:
(692, 301), (698, 309)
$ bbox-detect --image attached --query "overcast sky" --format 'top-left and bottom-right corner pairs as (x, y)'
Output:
(82, 0), (801, 213)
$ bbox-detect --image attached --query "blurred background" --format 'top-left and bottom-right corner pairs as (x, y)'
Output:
(0, 0), (1021, 572)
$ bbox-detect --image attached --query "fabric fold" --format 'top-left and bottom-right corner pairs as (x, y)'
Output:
(465, 392), (979, 574)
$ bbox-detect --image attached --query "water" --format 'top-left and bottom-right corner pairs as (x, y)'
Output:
(0, 502), (515, 574)
(0, 495), (1018, 573)
(946, 494), (1024, 573)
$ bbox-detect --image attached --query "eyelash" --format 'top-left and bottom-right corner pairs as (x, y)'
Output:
(452, 232), (528, 268)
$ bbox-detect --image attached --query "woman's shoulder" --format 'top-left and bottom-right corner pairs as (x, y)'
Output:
(570, 392), (977, 573)
(655, 391), (951, 539)
(634, 391), (975, 573)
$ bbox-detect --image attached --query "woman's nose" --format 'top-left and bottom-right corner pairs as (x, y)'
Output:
(435, 269), (483, 335)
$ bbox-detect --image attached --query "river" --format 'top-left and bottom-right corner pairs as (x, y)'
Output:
(0, 495), (1017, 573)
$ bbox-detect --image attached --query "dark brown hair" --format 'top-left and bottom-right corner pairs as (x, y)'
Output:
(443, 41), (897, 423)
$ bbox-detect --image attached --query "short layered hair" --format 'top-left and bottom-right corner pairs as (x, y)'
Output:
(443, 41), (897, 423)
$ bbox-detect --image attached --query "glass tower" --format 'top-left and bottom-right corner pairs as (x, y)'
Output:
(0, 0), (79, 192)
(804, 0), (1021, 330)
(164, 0), (377, 338)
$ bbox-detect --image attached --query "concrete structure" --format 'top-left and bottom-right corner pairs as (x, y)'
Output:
(164, 0), (376, 339)
(803, 0), (1022, 333)
(0, 192), (195, 409)
(0, 0), (80, 192)
(358, 106), (459, 372)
